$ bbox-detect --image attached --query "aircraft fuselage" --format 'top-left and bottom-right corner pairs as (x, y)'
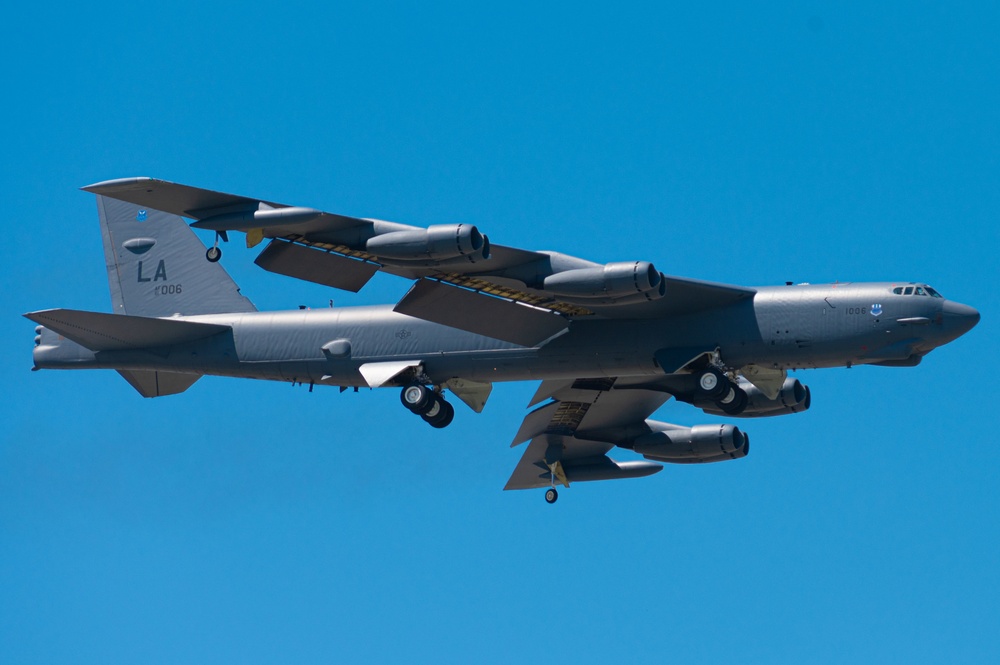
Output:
(33, 281), (978, 387)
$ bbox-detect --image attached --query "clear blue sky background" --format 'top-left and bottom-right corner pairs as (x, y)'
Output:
(2, 2), (997, 663)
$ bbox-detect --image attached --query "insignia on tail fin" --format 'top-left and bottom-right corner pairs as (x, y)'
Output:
(96, 194), (256, 316)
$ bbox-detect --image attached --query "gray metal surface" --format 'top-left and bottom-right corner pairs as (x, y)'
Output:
(393, 279), (569, 347)
(255, 239), (379, 292)
(26, 179), (982, 496)
(96, 194), (256, 316)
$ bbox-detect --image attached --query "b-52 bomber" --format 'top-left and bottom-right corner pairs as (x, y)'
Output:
(27, 178), (980, 503)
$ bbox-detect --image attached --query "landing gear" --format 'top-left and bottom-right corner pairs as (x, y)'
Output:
(401, 384), (455, 428)
(401, 384), (433, 413)
(421, 397), (455, 429)
(716, 385), (748, 416)
(544, 488), (558, 504)
(205, 231), (227, 262)
(696, 368), (729, 400)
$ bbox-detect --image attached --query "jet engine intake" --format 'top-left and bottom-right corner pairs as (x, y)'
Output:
(542, 261), (665, 301)
(633, 423), (748, 463)
(700, 378), (811, 418)
(366, 224), (489, 265)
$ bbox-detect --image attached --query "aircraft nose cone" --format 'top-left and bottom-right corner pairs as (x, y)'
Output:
(941, 300), (980, 338)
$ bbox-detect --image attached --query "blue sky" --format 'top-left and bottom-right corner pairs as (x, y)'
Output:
(2, 2), (998, 662)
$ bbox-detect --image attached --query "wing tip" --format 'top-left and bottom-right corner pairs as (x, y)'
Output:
(81, 177), (156, 193)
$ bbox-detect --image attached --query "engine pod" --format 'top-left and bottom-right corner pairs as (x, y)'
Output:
(542, 261), (664, 300)
(366, 224), (489, 264)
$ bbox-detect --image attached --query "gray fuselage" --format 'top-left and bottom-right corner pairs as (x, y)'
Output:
(33, 281), (979, 388)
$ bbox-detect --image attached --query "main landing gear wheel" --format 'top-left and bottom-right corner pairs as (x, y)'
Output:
(206, 246), (222, 262)
(401, 384), (433, 413)
(421, 398), (455, 429)
(696, 368), (729, 400)
(544, 488), (558, 504)
(401, 385), (456, 428)
(716, 385), (749, 416)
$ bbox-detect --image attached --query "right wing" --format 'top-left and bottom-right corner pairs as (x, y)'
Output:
(85, 178), (756, 346)
(504, 377), (670, 490)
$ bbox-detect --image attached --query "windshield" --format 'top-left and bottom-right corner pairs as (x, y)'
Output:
(892, 284), (944, 298)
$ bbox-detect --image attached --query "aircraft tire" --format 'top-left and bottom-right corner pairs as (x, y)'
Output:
(401, 384), (433, 413)
(206, 246), (222, 262)
(717, 386), (748, 415)
(696, 369), (729, 400)
(545, 488), (558, 504)
(423, 399), (454, 428)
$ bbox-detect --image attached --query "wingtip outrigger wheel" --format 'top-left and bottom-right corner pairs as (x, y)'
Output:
(206, 246), (222, 262)
(545, 488), (558, 504)
(206, 231), (227, 263)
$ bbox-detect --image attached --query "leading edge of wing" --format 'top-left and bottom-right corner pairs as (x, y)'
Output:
(82, 177), (283, 218)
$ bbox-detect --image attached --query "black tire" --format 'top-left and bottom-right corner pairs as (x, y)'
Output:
(716, 385), (748, 416)
(544, 488), (558, 504)
(400, 384), (432, 413)
(206, 246), (222, 262)
(696, 368), (729, 400)
(423, 399), (455, 428)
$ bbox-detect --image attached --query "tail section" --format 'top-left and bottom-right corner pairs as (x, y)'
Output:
(96, 194), (256, 316)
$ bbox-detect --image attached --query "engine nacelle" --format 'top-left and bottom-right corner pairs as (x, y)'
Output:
(700, 378), (811, 418)
(542, 261), (665, 301)
(366, 224), (489, 264)
(633, 423), (748, 463)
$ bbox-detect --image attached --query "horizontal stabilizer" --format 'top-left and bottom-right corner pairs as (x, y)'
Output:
(117, 370), (201, 397)
(254, 239), (378, 293)
(394, 279), (569, 347)
(24, 309), (231, 352)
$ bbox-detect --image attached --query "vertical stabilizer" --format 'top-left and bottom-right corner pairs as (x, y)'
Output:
(96, 195), (256, 316)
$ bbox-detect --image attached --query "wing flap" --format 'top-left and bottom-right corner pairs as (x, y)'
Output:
(394, 279), (569, 347)
(254, 239), (379, 293)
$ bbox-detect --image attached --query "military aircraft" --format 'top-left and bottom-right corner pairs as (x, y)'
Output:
(26, 178), (980, 503)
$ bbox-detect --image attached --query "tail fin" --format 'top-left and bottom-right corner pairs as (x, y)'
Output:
(96, 194), (256, 316)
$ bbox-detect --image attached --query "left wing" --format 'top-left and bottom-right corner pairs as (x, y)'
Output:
(85, 178), (756, 346)
(504, 377), (669, 491)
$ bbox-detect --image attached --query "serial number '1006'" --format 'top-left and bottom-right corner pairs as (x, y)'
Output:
(153, 284), (183, 295)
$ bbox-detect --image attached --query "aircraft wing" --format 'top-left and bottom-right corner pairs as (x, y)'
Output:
(85, 178), (756, 346)
(504, 377), (669, 490)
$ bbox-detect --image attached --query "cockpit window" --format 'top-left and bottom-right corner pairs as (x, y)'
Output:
(893, 284), (944, 297)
